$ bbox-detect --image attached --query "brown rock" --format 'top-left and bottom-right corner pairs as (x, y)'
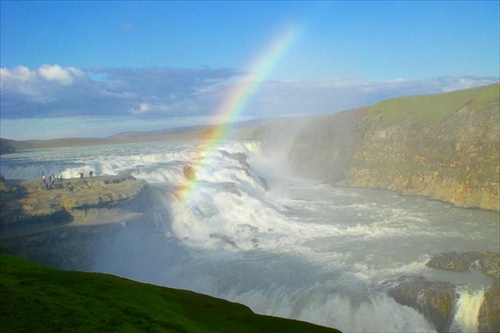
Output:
(478, 282), (500, 333)
(426, 251), (499, 279)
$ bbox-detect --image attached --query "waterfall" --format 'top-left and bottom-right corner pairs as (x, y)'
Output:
(4, 141), (500, 333)
(451, 287), (485, 333)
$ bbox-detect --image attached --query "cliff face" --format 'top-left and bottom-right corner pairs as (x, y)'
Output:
(285, 83), (500, 211)
(342, 83), (499, 211)
(1, 175), (151, 227)
(0, 138), (16, 155)
(0, 175), (160, 269)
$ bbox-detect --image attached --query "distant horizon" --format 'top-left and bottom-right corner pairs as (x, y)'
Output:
(2, 81), (498, 142)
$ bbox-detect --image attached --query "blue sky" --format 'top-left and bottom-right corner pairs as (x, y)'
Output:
(1, 1), (499, 140)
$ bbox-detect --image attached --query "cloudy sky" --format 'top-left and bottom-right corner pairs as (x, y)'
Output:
(1, 1), (499, 140)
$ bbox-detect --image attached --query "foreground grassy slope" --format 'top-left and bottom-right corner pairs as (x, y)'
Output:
(0, 254), (339, 333)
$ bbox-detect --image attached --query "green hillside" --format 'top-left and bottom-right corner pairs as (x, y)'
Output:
(368, 83), (499, 124)
(0, 254), (339, 333)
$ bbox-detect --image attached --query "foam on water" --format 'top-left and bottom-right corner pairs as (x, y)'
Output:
(451, 287), (486, 333)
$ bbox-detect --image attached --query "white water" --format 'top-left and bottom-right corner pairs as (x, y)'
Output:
(1, 141), (498, 332)
(451, 288), (486, 333)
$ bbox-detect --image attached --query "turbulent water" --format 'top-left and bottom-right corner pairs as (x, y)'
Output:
(1, 141), (498, 332)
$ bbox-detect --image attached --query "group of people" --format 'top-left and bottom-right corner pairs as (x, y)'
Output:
(79, 170), (94, 178)
(41, 170), (95, 190)
(41, 172), (62, 190)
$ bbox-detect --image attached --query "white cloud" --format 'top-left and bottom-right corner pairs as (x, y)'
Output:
(38, 64), (84, 85)
(0, 65), (88, 106)
(0, 66), (35, 83)
(0, 64), (498, 123)
(131, 102), (170, 114)
(0, 65), (237, 118)
(131, 103), (150, 114)
(1, 64), (87, 88)
(1, 66), (40, 100)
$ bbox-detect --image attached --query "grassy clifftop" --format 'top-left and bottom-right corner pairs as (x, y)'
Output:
(0, 254), (339, 333)
(368, 83), (499, 124)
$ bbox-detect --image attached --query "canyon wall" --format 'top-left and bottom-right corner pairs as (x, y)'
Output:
(281, 83), (499, 211)
(340, 83), (499, 211)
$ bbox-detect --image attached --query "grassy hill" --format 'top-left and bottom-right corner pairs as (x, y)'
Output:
(0, 254), (340, 333)
(367, 82), (499, 124)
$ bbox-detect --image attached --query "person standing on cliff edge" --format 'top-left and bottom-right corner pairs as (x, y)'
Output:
(42, 172), (48, 190)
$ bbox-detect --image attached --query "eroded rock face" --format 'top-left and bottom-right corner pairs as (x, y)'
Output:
(0, 138), (16, 155)
(0, 175), (152, 239)
(338, 84), (500, 211)
(183, 165), (196, 181)
(478, 282), (500, 332)
(221, 150), (250, 169)
(0, 211), (168, 271)
(425, 252), (500, 333)
(275, 85), (500, 211)
(426, 251), (499, 279)
(388, 276), (457, 332)
(220, 150), (269, 190)
(0, 175), (166, 271)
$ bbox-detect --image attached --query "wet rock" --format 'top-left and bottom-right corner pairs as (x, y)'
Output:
(426, 251), (500, 332)
(220, 150), (268, 191)
(426, 251), (500, 279)
(388, 276), (457, 332)
(103, 175), (137, 184)
(258, 176), (269, 191)
(183, 165), (196, 181)
(221, 150), (250, 169)
(478, 282), (500, 332)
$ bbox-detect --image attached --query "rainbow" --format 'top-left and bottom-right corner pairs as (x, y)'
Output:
(175, 24), (300, 202)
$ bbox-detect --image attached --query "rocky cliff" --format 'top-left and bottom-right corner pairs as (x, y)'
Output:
(341, 83), (499, 211)
(0, 138), (16, 155)
(280, 83), (499, 211)
(0, 175), (162, 269)
(388, 251), (499, 333)
(426, 251), (499, 332)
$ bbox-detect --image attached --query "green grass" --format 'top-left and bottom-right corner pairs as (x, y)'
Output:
(368, 83), (499, 125)
(0, 254), (340, 333)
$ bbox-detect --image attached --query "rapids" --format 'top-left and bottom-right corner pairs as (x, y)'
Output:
(1, 141), (498, 332)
